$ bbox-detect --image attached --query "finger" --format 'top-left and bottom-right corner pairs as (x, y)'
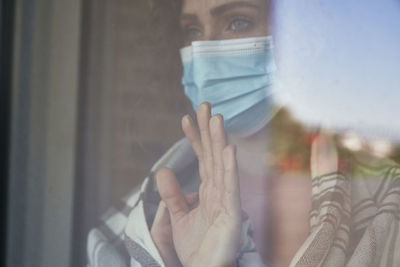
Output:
(185, 192), (199, 210)
(150, 201), (172, 247)
(152, 200), (171, 230)
(151, 200), (182, 267)
(156, 167), (188, 222)
(184, 192), (199, 206)
(182, 115), (202, 159)
(197, 102), (214, 183)
(182, 115), (207, 182)
(311, 132), (338, 178)
(223, 145), (239, 194)
(223, 145), (241, 218)
(210, 114), (227, 189)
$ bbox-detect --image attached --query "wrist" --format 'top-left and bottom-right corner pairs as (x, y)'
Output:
(188, 251), (237, 267)
(152, 238), (182, 267)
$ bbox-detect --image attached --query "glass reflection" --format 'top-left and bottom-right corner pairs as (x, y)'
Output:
(86, 1), (400, 267)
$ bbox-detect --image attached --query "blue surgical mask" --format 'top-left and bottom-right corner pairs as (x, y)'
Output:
(180, 36), (280, 137)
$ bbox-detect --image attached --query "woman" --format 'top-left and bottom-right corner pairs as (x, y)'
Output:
(87, 0), (400, 266)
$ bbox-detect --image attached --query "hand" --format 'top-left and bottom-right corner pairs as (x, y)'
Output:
(311, 132), (338, 177)
(156, 102), (242, 267)
(151, 194), (199, 267)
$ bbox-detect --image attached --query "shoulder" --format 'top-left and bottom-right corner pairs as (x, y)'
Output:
(343, 152), (400, 265)
(86, 180), (144, 267)
(349, 150), (400, 200)
(347, 150), (400, 231)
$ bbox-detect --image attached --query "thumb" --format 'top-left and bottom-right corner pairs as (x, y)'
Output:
(311, 132), (338, 178)
(152, 200), (171, 231)
(156, 167), (188, 222)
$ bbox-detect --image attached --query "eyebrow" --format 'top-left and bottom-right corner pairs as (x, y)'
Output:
(210, 1), (260, 16)
(180, 13), (198, 22)
(180, 1), (260, 22)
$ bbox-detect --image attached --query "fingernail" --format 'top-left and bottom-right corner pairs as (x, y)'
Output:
(199, 102), (210, 113)
(183, 114), (192, 125)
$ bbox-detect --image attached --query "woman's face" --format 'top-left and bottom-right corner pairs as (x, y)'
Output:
(180, 0), (270, 45)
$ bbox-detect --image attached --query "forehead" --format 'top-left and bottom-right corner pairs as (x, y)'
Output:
(182, 0), (267, 14)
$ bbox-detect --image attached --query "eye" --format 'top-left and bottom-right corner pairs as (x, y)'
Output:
(228, 18), (253, 32)
(183, 27), (203, 43)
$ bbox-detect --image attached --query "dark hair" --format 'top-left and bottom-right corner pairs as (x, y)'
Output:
(147, 0), (182, 14)
(145, 0), (184, 46)
(171, 0), (183, 13)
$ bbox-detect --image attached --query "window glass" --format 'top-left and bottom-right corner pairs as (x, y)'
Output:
(6, 1), (400, 266)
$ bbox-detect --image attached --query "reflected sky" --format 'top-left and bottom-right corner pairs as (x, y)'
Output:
(272, 0), (400, 142)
